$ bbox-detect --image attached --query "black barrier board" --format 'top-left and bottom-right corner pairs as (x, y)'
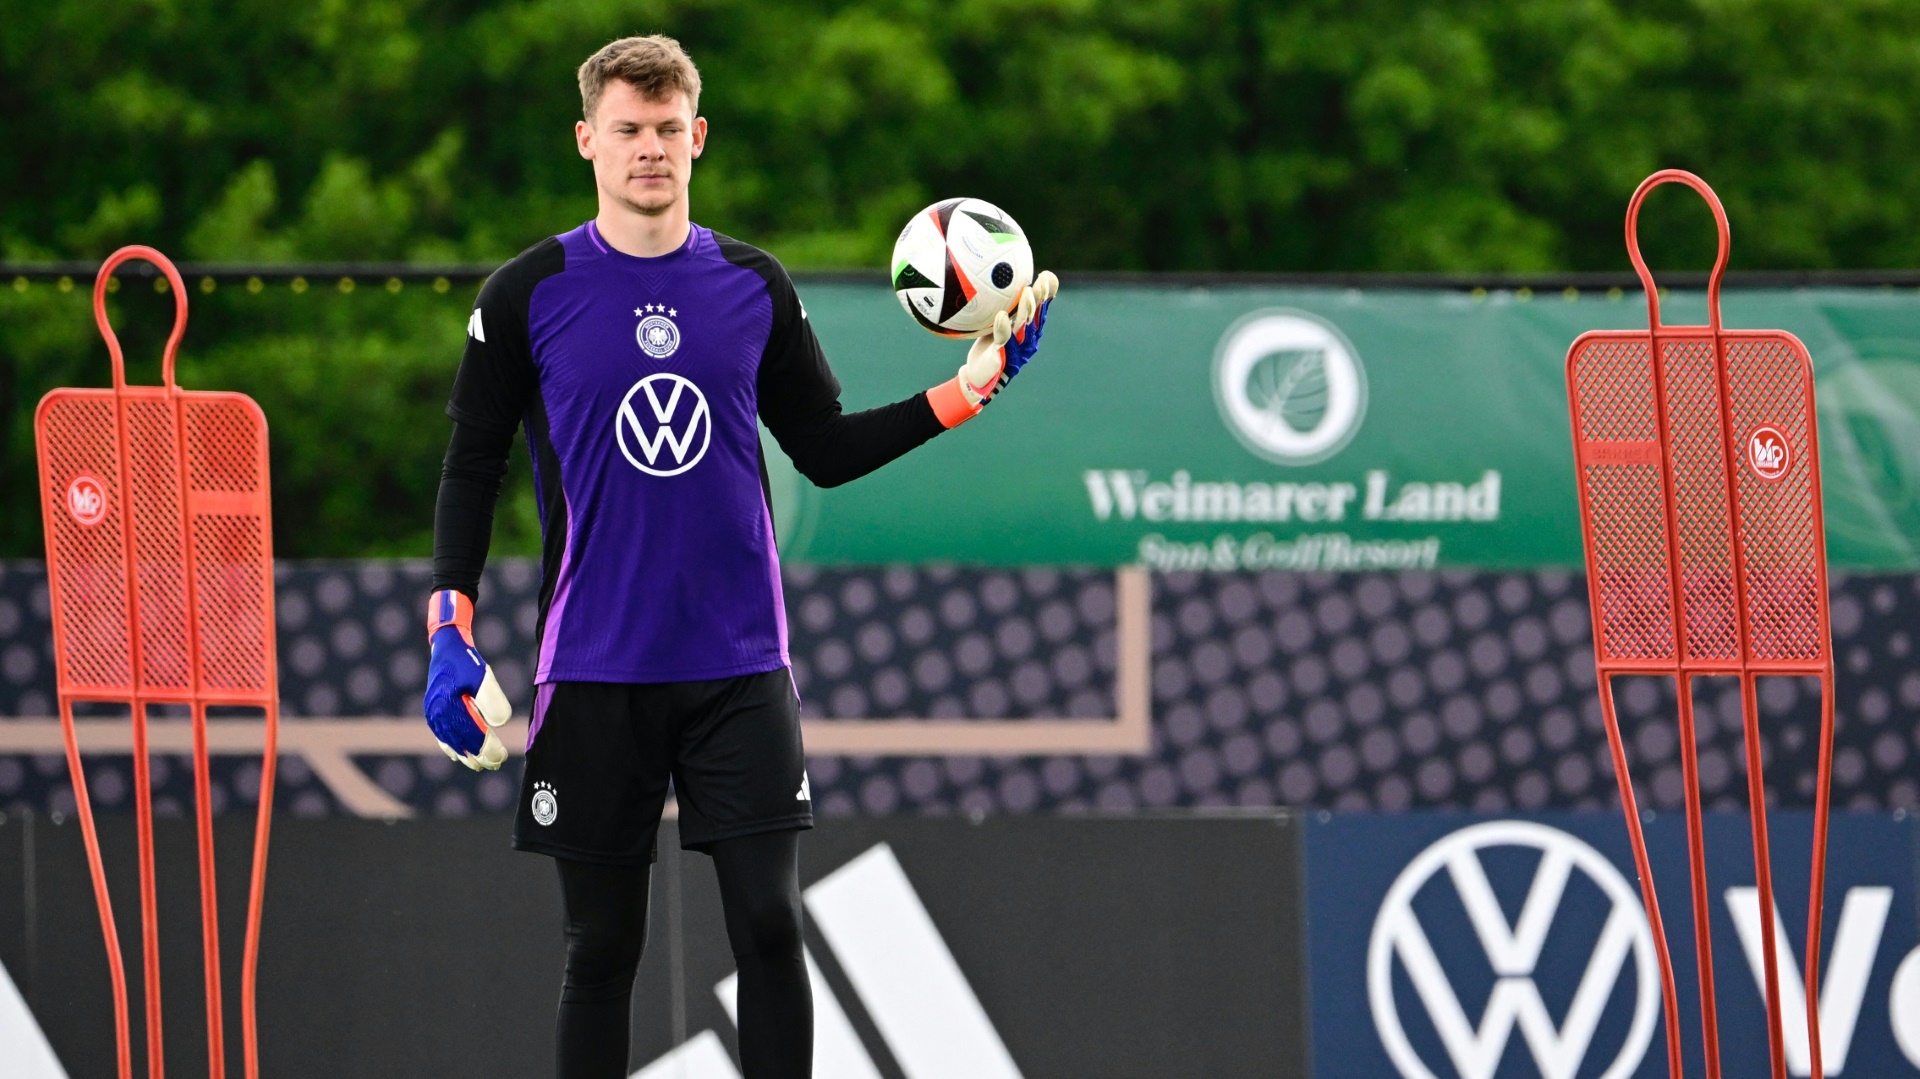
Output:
(3, 811), (1306, 1077)
(10, 815), (563, 1077)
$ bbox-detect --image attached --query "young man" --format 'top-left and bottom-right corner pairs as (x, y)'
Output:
(420, 35), (1056, 1079)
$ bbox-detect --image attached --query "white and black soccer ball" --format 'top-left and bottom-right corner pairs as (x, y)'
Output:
(890, 198), (1034, 338)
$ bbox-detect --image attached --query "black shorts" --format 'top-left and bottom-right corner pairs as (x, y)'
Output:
(512, 667), (813, 865)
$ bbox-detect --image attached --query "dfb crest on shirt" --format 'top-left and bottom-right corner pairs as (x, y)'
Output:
(616, 372), (711, 477)
(634, 302), (681, 359)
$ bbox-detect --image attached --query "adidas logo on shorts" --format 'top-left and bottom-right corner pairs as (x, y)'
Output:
(796, 773), (811, 803)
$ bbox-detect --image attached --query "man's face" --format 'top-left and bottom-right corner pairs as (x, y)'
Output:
(576, 82), (706, 217)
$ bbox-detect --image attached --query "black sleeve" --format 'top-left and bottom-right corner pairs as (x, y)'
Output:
(446, 258), (541, 435)
(754, 265), (946, 489)
(430, 420), (515, 601)
(434, 240), (562, 598)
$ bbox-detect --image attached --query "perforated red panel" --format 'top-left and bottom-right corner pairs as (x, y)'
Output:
(1567, 329), (1828, 673)
(192, 515), (272, 694)
(1570, 337), (1676, 661)
(1726, 334), (1826, 663)
(1659, 338), (1740, 662)
(126, 393), (192, 692)
(185, 395), (275, 699)
(36, 391), (134, 693)
(1573, 337), (1658, 441)
(1585, 465), (1676, 659)
(187, 395), (261, 492)
(36, 389), (277, 706)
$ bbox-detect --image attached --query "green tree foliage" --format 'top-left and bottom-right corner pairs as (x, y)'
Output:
(4, 0), (1920, 557)
(6, 0), (1920, 272)
(0, 278), (540, 560)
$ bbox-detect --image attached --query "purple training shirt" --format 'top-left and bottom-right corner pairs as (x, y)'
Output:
(447, 222), (877, 684)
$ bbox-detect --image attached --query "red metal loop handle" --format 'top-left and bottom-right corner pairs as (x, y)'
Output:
(1624, 169), (1730, 333)
(93, 245), (188, 391)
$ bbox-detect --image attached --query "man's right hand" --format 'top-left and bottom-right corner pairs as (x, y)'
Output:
(424, 590), (513, 771)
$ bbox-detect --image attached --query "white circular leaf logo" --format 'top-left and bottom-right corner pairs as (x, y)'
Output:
(1368, 820), (1659, 1079)
(1213, 310), (1368, 465)
(637, 314), (681, 359)
(616, 373), (711, 477)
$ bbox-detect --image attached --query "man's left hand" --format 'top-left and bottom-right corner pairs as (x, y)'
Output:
(927, 271), (1058, 428)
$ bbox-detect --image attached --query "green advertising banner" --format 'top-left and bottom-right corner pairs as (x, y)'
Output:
(772, 283), (1920, 569)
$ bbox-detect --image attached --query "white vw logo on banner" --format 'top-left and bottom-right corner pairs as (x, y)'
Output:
(1368, 821), (1660, 1079)
(616, 373), (711, 477)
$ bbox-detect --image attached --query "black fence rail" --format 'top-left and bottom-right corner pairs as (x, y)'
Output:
(7, 262), (1920, 294)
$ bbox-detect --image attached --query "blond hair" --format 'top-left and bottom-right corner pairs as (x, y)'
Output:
(578, 35), (702, 120)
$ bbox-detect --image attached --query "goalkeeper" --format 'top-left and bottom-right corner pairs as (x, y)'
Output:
(422, 34), (1056, 1079)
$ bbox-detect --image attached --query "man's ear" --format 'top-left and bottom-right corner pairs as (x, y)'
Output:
(691, 116), (708, 159)
(576, 118), (595, 160)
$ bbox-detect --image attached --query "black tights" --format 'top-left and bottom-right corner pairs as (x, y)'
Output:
(555, 830), (812, 1078)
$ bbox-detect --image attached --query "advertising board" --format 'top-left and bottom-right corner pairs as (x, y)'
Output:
(787, 284), (1920, 569)
(1307, 811), (1920, 1077)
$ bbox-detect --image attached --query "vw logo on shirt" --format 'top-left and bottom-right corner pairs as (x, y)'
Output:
(616, 373), (711, 477)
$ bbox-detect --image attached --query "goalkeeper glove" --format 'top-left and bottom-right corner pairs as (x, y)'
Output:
(927, 271), (1058, 428)
(423, 590), (512, 771)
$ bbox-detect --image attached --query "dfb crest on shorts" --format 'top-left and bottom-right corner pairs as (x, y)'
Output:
(531, 781), (558, 826)
(634, 303), (681, 359)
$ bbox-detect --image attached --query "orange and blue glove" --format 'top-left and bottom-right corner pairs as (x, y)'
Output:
(424, 590), (512, 770)
(927, 270), (1058, 428)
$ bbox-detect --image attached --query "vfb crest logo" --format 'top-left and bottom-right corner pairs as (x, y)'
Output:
(635, 302), (681, 359)
(66, 472), (107, 526)
(617, 373), (711, 477)
(1213, 309), (1369, 466)
(1368, 821), (1660, 1079)
(1748, 425), (1791, 481)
